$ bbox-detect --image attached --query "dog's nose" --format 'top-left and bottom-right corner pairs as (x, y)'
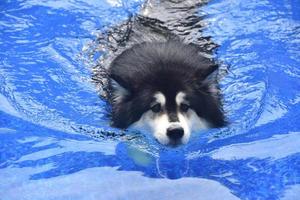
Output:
(167, 127), (184, 141)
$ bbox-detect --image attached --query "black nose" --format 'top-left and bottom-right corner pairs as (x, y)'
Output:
(167, 127), (184, 141)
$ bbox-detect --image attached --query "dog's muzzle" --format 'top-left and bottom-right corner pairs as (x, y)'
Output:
(166, 124), (184, 145)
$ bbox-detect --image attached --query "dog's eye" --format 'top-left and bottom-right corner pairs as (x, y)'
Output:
(151, 103), (161, 113)
(180, 103), (190, 112)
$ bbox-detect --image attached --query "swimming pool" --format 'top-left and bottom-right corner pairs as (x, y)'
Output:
(0, 0), (299, 199)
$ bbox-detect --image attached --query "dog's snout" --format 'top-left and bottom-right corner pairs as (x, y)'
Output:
(167, 127), (184, 141)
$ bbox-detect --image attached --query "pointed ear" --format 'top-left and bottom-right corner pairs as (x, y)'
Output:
(194, 64), (219, 80)
(109, 78), (131, 103)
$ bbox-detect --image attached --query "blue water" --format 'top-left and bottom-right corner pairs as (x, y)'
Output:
(1, 0), (300, 199)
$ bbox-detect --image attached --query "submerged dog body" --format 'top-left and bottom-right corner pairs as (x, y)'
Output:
(108, 41), (225, 146)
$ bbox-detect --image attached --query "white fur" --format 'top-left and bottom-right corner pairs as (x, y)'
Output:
(153, 92), (166, 106)
(130, 91), (209, 145)
(176, 92), (187, 105)
(132, 111), (171, 145)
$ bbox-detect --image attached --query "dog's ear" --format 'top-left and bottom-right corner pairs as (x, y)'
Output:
(109, 78), (131, 103)
(193, 63), (220, 95)
(195, 63), (219, 80)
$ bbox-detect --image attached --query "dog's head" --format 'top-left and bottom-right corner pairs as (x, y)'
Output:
(108, 42), (226, 146)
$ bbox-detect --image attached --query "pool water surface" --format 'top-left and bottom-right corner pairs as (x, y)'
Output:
(0, 0), (300, 199)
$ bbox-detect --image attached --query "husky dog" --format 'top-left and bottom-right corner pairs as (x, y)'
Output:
(95, 0), (226, 146)
(108, 41), (225, 146)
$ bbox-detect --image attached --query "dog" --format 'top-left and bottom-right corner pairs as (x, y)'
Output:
(94, 0), (226, 146)
(108, 41), (226, 146)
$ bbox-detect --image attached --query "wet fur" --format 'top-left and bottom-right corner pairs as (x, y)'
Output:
(108, 41), (226, 129)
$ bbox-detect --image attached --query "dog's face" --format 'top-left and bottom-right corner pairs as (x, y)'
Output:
(107, 42), (226, 146)
(131, 91), (209, 146)
(109, 76), (225, 146)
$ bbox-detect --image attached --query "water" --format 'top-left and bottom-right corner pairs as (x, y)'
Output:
(0, 0), (299, 199)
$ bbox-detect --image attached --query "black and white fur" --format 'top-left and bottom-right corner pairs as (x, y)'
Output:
(108, 41), (226, 146)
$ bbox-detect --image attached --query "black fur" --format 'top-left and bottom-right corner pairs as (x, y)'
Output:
(108, 41), (226, 128)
